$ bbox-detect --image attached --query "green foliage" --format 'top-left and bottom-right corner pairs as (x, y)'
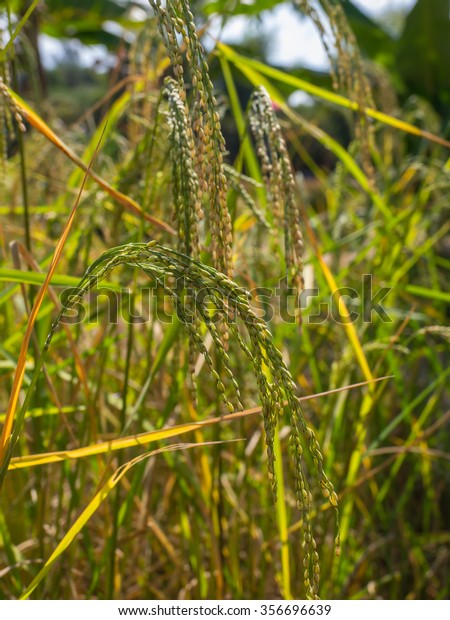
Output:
(396, 0), (450, 114)
(337, 0), (450, 116)
(203, 0), (286, 17)
(39, 0), (132, 48)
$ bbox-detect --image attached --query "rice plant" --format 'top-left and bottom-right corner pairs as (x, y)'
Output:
(0, 0), (448, 602)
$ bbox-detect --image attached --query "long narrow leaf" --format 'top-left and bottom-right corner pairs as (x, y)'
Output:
(217, 43), (450, 149)
(9, 377), (390, 470)
(19, 441), (231, 600)
(0, 129), (105, 473)
(6, 87), (175, 234)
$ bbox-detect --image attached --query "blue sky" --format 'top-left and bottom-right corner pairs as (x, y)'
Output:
(210, 0), (417, 69)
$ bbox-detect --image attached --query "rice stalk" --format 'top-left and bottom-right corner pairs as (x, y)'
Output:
(12, 241), (339, 598)
(249, 87), (305, 319)
(149, 0), (233, 277)
(293, 0), (376, 179)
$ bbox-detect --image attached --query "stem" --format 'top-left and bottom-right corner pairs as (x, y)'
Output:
(107, 291), (135, 599)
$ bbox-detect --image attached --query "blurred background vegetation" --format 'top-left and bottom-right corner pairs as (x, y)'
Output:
(0, 0), (449, 601)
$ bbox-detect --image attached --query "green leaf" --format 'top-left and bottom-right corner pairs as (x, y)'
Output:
(203, 0), (285, 17)
(396, 0), (450, 113)
(0, 267), (121, 290)
(217, 43), (450, 148)
(400, 284), (450, 304)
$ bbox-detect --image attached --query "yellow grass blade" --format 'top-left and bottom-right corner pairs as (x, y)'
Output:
(317, 253), (373, 384)
(8, 377), (390, 471)
(19, 441), (229, 600)
(0, 405), (84, 423)
(6, 87), (175, 234)
(9, 409), (257, 470)
(0, 129), (106, 470)
(217, 43), (450, 149)
(273, 426), (292, 599)
(301, 213), (374, 384)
